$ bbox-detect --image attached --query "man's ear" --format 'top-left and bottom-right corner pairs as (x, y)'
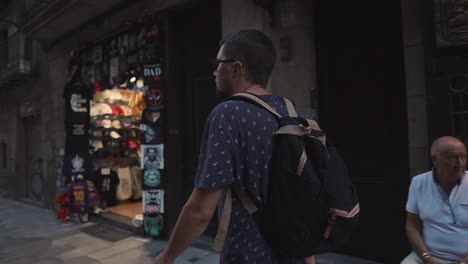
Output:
(431, 155), (438, 167)
(232, 61), (244, 76)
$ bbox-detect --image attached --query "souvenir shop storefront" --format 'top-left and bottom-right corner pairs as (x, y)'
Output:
(58, 0), (222, 239)
(60, 16), (168, 237)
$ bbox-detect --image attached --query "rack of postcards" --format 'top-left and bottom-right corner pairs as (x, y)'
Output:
(67, 19), (166, 236)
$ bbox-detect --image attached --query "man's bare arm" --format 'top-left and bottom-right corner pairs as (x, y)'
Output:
(406, 212), (438, 263)
(156, 187), (223, 263)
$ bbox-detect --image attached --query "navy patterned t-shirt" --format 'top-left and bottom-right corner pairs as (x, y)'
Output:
(195, 95), (295, 264)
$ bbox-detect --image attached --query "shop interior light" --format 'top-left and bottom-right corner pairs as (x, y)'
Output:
(129, 70), (137, 83)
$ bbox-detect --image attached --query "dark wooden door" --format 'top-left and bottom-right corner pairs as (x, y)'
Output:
(314, 0), (410, 262)
(168, 0), (221, 237)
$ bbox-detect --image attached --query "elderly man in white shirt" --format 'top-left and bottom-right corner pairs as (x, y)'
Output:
(402, 136), (468, 264)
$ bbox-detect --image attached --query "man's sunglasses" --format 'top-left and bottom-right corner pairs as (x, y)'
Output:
(214, 59), (237, 69)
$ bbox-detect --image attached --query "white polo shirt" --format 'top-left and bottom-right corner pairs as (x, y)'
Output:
(406, 170), (468, 261)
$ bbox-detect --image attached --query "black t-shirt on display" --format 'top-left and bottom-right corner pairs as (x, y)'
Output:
(65, 123), (90, 154)
(63, 82), (92, 126)
(62, 153), (93, 184)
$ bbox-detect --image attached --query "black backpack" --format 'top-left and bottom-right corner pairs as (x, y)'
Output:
(213, 93), (360, 257)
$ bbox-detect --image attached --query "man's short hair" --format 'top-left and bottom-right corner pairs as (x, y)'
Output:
(430, 136), (466, 157)
(220, 29), (276, 87)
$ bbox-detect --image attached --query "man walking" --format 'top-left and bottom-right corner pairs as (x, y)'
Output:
(154, 30), (311, 263)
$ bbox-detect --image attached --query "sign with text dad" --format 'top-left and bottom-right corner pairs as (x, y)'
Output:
(143, 64), (163, 85)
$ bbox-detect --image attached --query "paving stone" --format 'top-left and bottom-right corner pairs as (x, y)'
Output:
(4, 257), (36, 264)
(1, 237), (51, 258)
(99, 247), (153, 263)
(88, 237), (145, 260)
(48, 229), (80, 240)
(142, 238), (169, 254)
(35, 257), (61, 264)
(113, 235), (146, 246)
(118, 247), (152, 259)
(56, 248), (86, 261)
(67, 256), (100, 264)
(41, 244), (76, 257)
(66, 233), (112, 250)
(52, 233), (89, 247)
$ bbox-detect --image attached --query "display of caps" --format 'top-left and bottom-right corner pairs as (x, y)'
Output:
(92, 130), (102, 138)
(102, 119), (112, 129)
(128, 140), (138, 149)
(110, 89), (124, 101)
(94, 81), (104, 92)
(121, 119), (132, 128)
(110, 131), (121, 139)
(101, 89), (124, 102)
(118, 90), (134, 103)
(103, 130), (111, 138)
(120, 105), (134, 116)
(101, 150), (113, 159)
(110, 105), (125, 116)
(129, 151), (139, 158)
(111, 119), (121, 129)
(91, 140), (104, 150)
(90, 79), (162, 161)
(93, 118), (102, 128)
(105, 140), (120, 148)
(118, 130), (127, 138)
(90, 103), (113, 116)
(128, 129), (137, 138)
(90, 106), (99, 117)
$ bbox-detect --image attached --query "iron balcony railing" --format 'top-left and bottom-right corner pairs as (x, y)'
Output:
(0, 57), (32, 77)
(0, 29), (35, 87)
(0, 56), (34, 88)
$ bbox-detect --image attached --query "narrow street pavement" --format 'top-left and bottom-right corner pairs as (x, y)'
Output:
(0, 196), (219, 264)
(0, 196), (382, 264)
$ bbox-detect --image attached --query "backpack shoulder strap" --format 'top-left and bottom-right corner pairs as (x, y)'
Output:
(230, 92), (282, 118)
(283, 98), (298, 117)
(213, 185), (258, 252)
(213, 189), (232, 252)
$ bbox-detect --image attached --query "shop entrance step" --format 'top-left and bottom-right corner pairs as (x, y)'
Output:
(100, 211), (144, 235)
(99, 210), (216, 251)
